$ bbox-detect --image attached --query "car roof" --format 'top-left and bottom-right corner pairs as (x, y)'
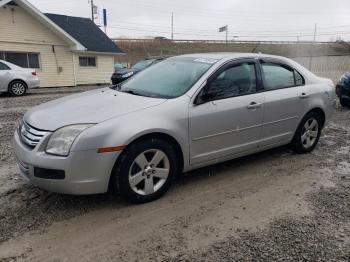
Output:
(176, 52), (289, 61)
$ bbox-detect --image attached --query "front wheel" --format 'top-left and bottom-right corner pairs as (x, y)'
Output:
(111, 138), (179, 204)
(291, 112), (322, 154)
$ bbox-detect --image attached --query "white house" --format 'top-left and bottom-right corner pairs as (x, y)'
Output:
(0, 0), (124, 87)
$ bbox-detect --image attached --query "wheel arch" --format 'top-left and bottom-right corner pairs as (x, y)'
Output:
(307, 107), (326, 128)
(126, 132), (184, 171)
(292, 107), (326, 142)
(108, 131), (185, 191)
(8, 79), (28, 91)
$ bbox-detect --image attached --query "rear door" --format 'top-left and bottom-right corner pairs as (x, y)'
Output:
(258, 59), (308, 147)
(0, 62), (12, 92)
(189, 59), (265, 165)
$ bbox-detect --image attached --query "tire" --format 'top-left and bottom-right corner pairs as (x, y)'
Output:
(291, 111), (322, 154)
(111, 138), (179, 204)
(8, 81), (27, 96)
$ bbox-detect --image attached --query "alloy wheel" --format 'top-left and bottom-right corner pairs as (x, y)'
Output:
(301, 117), (319, 149)
(128, 149), (170, 196)
(11, 82), (26, 96)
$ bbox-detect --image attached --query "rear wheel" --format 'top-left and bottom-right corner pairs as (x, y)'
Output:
(9, 81), (27, 96)
(112, 138), (179, 204)
(291, 111), (322, 154)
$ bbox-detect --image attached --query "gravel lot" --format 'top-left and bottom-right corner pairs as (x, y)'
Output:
(0, 86), (349, 261)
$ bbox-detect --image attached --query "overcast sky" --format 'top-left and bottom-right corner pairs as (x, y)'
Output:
(27, 0), (350, 42)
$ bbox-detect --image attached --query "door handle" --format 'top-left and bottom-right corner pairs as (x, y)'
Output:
(247, 102), (262, 109)
(299, 93), (310, 99)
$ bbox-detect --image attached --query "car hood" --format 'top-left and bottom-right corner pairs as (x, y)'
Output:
(24, 87), (167, 131)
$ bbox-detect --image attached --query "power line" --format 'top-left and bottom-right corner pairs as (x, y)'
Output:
(106, 17), (350, 36)
(107, 20), (350, 36)
(108, 23), (350, 39)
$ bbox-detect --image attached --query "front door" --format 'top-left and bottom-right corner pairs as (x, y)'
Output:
(189, 60), (264, 165)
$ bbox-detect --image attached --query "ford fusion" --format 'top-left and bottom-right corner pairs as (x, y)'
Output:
(14, 53), (336, 203)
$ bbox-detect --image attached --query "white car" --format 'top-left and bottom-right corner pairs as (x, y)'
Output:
(0, 60), (40, 96)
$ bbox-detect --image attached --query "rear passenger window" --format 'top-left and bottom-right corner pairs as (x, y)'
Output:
(261, 62), (305, 90)
(261, 63), (294, 90)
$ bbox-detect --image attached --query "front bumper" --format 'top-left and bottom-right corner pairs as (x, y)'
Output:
(13, 130), (120, 195)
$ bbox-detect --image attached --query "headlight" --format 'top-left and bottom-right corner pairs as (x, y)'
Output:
(122, 72), (134, 78)
(46, 124), (94, 156)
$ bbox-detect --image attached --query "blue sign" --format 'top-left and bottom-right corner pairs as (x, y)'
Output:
(103, 9), (107, 27)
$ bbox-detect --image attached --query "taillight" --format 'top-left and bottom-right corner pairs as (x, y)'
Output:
(31, 71), (37, 76)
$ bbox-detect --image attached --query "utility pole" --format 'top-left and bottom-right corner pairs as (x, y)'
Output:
(90, 0), (94, 23)
(226, 25), (228, 44)
(171, 12), (174, 40)
(313, 23), (317, 42)
(219, 25), (228, 43)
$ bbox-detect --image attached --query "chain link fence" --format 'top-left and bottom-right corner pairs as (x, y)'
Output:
(292, 55), (350, 83)
(114, 39), (350, 83)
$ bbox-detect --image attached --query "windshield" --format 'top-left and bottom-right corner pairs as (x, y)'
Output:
(120, 57), (216, 98)
(131, 60), (154, 71)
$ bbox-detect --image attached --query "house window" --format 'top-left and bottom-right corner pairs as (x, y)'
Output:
(79, 56), (96, 67)
(0, 52), (40, 68)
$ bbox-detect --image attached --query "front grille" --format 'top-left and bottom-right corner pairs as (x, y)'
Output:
(19, 121), (49, 148)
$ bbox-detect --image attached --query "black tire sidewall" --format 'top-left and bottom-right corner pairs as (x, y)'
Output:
(292, 112), (322, 154)
(9, 81), (26, 96)
(113, 138), (178, 204)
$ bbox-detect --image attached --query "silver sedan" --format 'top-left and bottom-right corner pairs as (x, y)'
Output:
(13, 53), (336, 203)
(0, 59), (40, 96)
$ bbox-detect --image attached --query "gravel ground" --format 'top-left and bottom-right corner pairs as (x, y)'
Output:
(0, 86), (349, 261)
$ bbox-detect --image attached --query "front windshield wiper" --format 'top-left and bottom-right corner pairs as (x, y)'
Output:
(122, 89), (169, 99)
(122, 89), (144, 97)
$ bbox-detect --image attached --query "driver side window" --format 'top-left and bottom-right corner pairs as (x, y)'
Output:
(205, 62), (257, 101)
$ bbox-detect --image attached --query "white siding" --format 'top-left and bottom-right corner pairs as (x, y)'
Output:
(0, 42), (75, 87)
(75, 54), (114, 85)
(0, 5), (75, 87)
(0, 5), (67, 46)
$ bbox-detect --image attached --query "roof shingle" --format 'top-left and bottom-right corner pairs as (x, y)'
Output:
(45, 13), (124, 54)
